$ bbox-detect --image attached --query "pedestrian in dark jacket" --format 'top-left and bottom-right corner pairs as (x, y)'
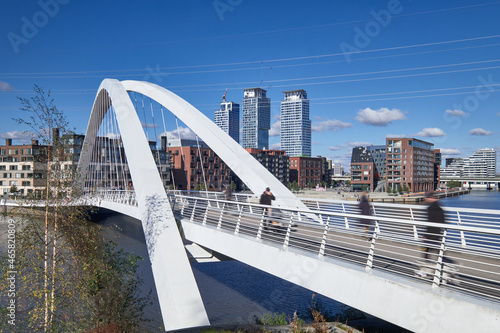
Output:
(359, 191), (372, 237)
(259, 187), (276, 229)
(424, 191), (445, 260)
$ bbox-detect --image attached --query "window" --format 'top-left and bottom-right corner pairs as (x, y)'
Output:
(9, 165), (17, 170)
(22, 181), (30, 186)
(9, 181), (17, 186)
(22, 165), (31, 170)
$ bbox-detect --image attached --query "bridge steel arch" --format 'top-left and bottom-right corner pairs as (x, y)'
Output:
(120, 80), (310, 211)
(77, 79), (209, 331)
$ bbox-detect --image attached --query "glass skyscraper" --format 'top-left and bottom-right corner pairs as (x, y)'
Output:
(280, 89), (311, 157)
(215, 101), (240, 143)
(242, 88), (270, 149)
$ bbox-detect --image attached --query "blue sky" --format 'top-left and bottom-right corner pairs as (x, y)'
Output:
(1, 0), (499, 170)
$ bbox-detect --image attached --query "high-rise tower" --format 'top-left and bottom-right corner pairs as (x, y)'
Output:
(215, 100), (240, 143)
(242, 88), (270, 149)
(280, 89), (311, 157)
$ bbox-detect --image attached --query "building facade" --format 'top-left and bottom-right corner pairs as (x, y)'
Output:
(280, 89), (311, 157)
(242, 88), (270, 149)
(332, 163), (344, 176)
(386, 138), (435, 192)
(350, 147), (376, 191)
(215, 101), (240, 143)
(244, 148), (289, 186)
(367, 145), (387, 178)
(0, 138), (48, 197)
(166, 138), (231, 191)
(441, 148), (496, 179)
(289, 156), (323, 188)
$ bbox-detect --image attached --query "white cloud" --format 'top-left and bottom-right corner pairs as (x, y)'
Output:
(469, 128), (493, 136)
(439, 148), (462, 155)
(0, 82), (14, 91)
(0, 131), (34, 143)
(346, 141), (373, 147)
(414, 128), (446, 137)
(386, 134), (406, 138)
(269, 120), (281, 136)
(328, 146), (342, 151)
(312, 119), (352, 132)
(160, 126), (197, 140)
(269, 142), (281, 150)
(445, 109), (466, 117)
(355, 107), (406, 126)
(105, 133), (121, 140)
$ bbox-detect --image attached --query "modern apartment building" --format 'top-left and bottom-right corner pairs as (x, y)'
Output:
(242, 88), (270, 149)
(366, 145), (387, 178)
(386, 138), (435, 192)
(280, 89), (311, 157)
(434, 149), (441, 190)
(441, 148), (496, 178)
(0, 138), (48, 197)
(289, 156), (323, 188)
(166, 138), (231, 190)
(215, 101), (240, 143)
(350, 146), (376, 191)
(332, 163), (344, 176)
(244, 148), (289, 185)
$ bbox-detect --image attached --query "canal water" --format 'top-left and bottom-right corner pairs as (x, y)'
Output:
(101, 190), (500, 331)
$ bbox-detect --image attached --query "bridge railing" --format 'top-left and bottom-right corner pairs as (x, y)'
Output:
(166, 192), (500, 303)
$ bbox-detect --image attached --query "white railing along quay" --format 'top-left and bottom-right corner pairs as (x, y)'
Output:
(164, 192), (500, 304)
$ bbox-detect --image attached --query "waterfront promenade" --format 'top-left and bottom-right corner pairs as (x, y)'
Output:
(295, 187), (471, 203)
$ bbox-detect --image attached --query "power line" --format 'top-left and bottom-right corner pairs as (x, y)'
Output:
(2, 34), (500, 78)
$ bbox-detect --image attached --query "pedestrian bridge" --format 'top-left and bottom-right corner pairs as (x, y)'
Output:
(74, 79), (500, 332)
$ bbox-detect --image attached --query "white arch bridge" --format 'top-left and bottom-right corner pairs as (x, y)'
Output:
(76, 79), (500, 332)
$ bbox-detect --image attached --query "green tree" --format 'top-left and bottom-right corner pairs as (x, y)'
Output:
(447, 180), (461, 188)
(0, 85), (150, 331)
(403, 184), (409, 193)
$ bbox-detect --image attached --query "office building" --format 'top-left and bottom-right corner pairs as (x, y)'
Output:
(280, 89), (311, 157)
(215, 101), (240, 143)
(242, 88), (270, 149)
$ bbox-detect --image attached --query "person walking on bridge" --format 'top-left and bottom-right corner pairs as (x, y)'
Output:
(423, 191), (445, 261)
(259, 187), (276, 230)
(359, 191), (372, 239)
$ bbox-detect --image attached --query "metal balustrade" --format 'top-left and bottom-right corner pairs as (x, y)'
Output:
(95, 189), (500, 304)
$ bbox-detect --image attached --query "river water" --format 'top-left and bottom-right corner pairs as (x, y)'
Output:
(43, 189), (496, 331)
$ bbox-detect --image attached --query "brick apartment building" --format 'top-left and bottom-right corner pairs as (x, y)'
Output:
(289, 156), (324, 188)
(386, 138), (435, 192)
(166, 138), (231, 190)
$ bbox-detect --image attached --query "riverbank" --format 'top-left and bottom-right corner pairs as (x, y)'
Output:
(296, 188), (470, 203)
